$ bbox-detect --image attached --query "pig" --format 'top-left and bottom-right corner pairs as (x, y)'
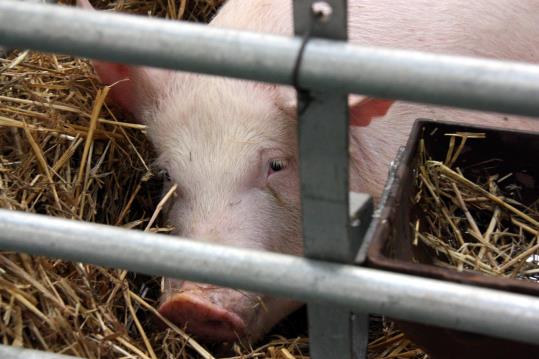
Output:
(78, 0), (539, 342)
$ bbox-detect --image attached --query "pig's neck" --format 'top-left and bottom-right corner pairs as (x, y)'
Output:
(348, 125), (406, 201)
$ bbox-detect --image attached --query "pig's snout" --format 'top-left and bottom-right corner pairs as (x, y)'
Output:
(158, 283), (247, 342)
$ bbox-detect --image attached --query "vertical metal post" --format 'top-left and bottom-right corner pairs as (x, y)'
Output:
(293, 1), (369, 358)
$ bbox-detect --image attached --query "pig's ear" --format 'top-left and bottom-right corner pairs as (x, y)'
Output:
(349, 95), (394, 126)
(91, 62), (170, 118)
(278, 91), (394, 127)
(77, 0), (170, 119)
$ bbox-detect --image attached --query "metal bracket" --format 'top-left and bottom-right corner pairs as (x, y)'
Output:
(293, 1), (370, 358)
(355, 146), (405, 265)
(349, 191), (374, 255)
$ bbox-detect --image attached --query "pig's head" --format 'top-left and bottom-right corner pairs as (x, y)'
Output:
(87, 27), (392, 346)
(78, 0), (395, 343)
(91, 60), (392, 342)
(151, 74), (309, 343)
(100, 65), (305, 341)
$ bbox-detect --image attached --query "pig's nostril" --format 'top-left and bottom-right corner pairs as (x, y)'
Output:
(158, 293), (246, 342)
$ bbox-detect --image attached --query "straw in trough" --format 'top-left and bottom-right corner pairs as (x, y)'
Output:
(413, 131), (539, 281)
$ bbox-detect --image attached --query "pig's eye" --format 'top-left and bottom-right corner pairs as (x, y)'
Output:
(269, 159), (288, 173)
(159, 169), (172, 181)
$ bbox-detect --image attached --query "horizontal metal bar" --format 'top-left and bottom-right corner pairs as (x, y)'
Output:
(0, 209), (538, 344)
(1, 1), (539, 117)
(0, 345), (80, 359)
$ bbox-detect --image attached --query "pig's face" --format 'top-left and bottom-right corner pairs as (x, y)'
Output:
(151, 76), (301, 255)
(146, 74), (304, 341)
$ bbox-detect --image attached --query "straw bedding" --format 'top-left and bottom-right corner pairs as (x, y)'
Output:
(0, 0), (426, 358)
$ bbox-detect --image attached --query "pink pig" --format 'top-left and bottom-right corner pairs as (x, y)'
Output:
(79, 0), (539, 342)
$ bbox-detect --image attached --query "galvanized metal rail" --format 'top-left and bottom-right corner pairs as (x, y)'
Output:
(1, 209), (539, 346)
(1, 1), (539, 117)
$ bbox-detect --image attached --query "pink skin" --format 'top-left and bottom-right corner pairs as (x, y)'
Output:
(78, 0), (539, 342)
(158, 281), (247, 341)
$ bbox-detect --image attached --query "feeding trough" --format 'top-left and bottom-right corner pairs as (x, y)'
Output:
(366, 119), (539, 358)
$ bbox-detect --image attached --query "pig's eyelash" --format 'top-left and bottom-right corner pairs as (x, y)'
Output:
(269, 159), (288, 172)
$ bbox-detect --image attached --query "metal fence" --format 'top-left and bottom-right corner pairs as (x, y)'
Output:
(1, 0), (539, 358)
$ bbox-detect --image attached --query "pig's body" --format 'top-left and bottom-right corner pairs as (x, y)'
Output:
(210, 0), (539, 197)
(80, 0), (539, 342)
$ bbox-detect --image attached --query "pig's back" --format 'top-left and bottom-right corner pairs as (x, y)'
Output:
(348, 0), (539, 61)
(347, 0), (539, 196)
(213, 0), (539, 62)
